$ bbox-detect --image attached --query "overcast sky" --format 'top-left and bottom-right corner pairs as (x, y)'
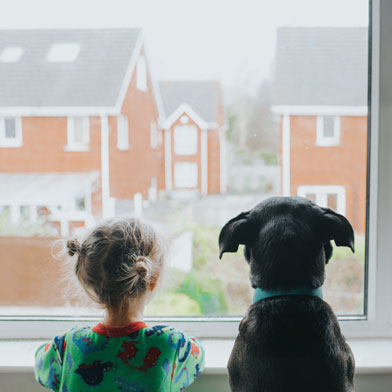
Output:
(1, 0), (369, 95)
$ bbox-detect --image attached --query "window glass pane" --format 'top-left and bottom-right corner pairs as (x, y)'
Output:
(4, 118), (16, 139)
(0, 0), (369, 318)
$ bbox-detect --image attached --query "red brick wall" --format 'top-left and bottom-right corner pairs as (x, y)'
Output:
(0, 116), (101, 172)
(288, 115), (367, 233)
(109, 48), (164, 200)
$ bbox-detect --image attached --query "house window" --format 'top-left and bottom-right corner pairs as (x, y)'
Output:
(66, 117), (89, 150)
(0, 117), (22, 147)
(174, 125), (197, 155)
(175, 162), (198, 188)
(47, 43), (81, 62)
(117, 115), (129, 150)
(150, 121), (158, 149)
(136, 56), (148, 91)
(316, 116), (340, 146)
(297, 185), (346, 216)
(0, 46), (24, 63)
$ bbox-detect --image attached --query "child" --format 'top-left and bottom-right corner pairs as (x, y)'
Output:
(34, 218), (204, 391)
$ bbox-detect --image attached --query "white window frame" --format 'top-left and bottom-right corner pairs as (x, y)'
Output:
(117, 115), (130, 150)
(297, 185), (346, 215)
(65, 117), (90, 151)
(174, 125), (198, 155)
(136, 55), (148, 91)
(0, 117), (22, 147)
(150, 120), (158, 149)
(174, 162), (198, 188)
(316, 115), (341, 146)
(0, 0), (391, 341)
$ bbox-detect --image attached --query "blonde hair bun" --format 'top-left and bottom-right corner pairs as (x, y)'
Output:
(67, 239), (81, 257)
(134, 256), (151, 279)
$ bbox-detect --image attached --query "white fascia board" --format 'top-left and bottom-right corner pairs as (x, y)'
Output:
(0, 107), (119, 117)
(114, 32), (144, 112)
(163, 103), (208, 130)
(271, 105), (368, 116)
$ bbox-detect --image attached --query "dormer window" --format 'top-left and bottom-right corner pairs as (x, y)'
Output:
(0, 117), (22, 147)
(0, 47), (24, 63)
(316, 116), (340, 146)
(47, 43), (81, 62)
(136, 56), (148, 91)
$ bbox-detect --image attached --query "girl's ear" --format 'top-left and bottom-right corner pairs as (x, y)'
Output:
(149, 275), (159, 291)
(218, 211), (255, 259)
(318, 208), (355, 253)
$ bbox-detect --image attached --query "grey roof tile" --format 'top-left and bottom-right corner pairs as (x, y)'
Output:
(159, 81), (221, 123)
(273, 27), (368, 106)
(0, 29), (141, 107)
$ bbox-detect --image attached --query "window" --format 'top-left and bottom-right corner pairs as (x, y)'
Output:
(0, 46), (24, 63)
(47, 43), (81, 62)
(0, 117), (22, 147)
(174, 125), (198, 155)
(297, 185), (346, 215)
(175, 162), (198, 188)
(66, 117), (89, 150)
(316, 116), (341, 146)
(150, 121), (158, 149)
(136, 55), (147, 91)
(117, 115), (129, 150)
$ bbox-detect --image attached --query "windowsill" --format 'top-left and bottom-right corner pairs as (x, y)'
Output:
(117, 145), (130, 151)
(0, 142), (23, 148)
(2, 338), (392, 375)
(63, 145), (90, 152)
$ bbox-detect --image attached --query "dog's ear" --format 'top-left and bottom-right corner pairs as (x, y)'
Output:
(318, 208), (355, 253)
(218, 211), (256, 259)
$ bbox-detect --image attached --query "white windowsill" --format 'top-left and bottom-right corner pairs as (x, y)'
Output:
(2, 338), (392, 375)
(63, 145), (90, 152)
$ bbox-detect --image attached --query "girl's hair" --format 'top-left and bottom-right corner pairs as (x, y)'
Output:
(65, 218), (166, 309)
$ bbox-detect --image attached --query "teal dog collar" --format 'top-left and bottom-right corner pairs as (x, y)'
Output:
(253, 286), (323, 303)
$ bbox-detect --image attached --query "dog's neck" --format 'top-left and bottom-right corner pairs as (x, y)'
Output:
(253, 286), (323, 303)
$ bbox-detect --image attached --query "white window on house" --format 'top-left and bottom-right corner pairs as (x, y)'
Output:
(174, 125), (198, 155)
(66, 117), (89, 151)
(46, 43), (81, 62)
(175, 162), (198, 188)
(117, 115), (130, 150)
(150, 121), (158, 149)
(136, 55), (148, 91)
(0, 46), (24, 63)
(0, 117), (22, 147)
(316, 116), (341, 146)
(297, 185), (346, 215)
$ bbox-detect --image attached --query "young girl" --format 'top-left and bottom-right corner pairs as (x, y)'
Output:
(35, 218), (204, 391)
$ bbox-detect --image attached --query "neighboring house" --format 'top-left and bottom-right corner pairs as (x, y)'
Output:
(159, 81), (226, 196)
(272, 27), (368, 233)
(0, 29), (164, 235)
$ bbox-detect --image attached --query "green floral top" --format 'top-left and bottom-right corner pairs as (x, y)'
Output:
(34, 321), (204, 391)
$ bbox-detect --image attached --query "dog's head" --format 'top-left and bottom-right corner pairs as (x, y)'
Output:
(219, 196), (354, 291)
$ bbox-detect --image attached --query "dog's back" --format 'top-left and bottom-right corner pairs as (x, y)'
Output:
(228, 295), (355, 392)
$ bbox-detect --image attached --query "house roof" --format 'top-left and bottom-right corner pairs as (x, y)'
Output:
(159, 81), (222, 124)
(0, 29), (141, 109)
(273, 27), (368, 107)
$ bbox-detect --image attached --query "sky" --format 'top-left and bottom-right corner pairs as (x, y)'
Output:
(0, 0), (369, 96)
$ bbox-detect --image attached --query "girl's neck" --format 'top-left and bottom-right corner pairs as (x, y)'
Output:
(103, 298), (146, 327)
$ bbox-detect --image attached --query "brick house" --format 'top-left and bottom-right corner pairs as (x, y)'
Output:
(0, 29), (164, 235)
(272, 27), (368, 233)
(159, 81), (226, 196)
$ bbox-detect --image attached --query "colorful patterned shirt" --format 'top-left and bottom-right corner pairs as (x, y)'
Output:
(34, 321), (204, 391)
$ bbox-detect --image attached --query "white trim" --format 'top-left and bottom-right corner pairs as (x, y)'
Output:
(0, 117), (22, 147)
(114, 32), (144, 110)
(282, 115), (290, 196)
(297, 185), (346, 215)
(164, 129), (172, 191)
(100, 116), (111, 219)
(201, 128), (208, 195)
(271, 105), (368, 116)
(163, 103), (217, 130)
(316, 116), (341, 146)
(65, 117), (90, 151)
(0, 107), (119, 117)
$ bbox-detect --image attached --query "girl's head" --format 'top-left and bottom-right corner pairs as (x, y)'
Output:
(66, 218), (166, 310)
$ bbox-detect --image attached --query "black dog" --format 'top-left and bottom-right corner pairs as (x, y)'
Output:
(219, 196), (355, 392)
